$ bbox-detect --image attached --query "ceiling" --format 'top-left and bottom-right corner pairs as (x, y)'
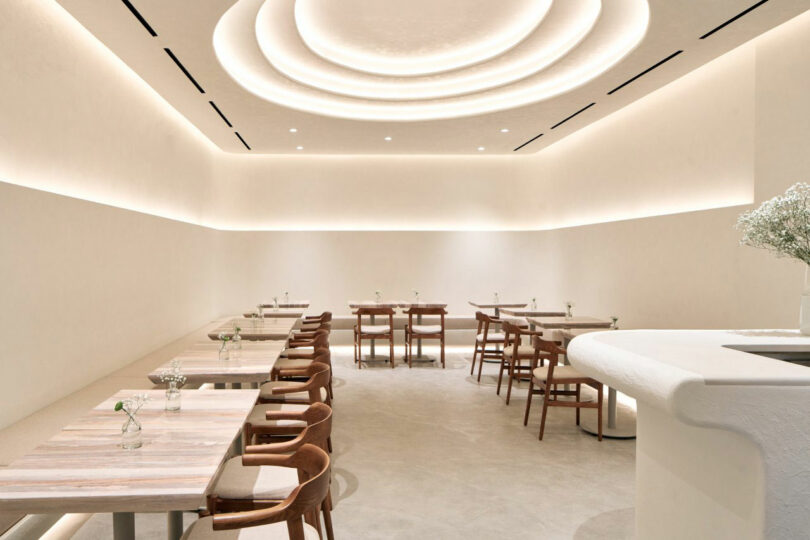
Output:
(56, 0), (809, 154)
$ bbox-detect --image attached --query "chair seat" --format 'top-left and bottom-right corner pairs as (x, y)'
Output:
(182, 516), (320, 540)
(259, 381), (328, 403)
(246, 403), (308, 427)
(281, 347), (314, 359)
(503, 345), (536, 358)
(212, 456), (299, 500)
(358, 324), (391, 335)
(532, 365), (589, 381)
(410, 325), (442, 335)
(477, 332), (505, 343)
(274, 358), (312, 371)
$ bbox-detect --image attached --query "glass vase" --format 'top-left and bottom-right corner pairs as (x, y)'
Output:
(801, 265), (810, 335)
(219, 345), (230, 361)
(121, 417), (142, 450)
(165, 381), (181, 411)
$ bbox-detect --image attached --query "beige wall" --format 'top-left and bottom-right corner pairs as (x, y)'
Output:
(1, 1), (809, 430)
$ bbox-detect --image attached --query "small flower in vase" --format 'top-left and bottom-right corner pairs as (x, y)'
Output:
(284, 291), (289, 304)
(257, 304), (264, 319)
(493, 292), (500, 304)
(531, 297), (537, 311)
(114, 393), (149, 449)
(217, 332), (232, 361)
(412, 289), (420, 304)
(375, 290), (382, 303)
(273, 296), (279, 311)
(232, 327), (242, 355)
(610, 316), (619, 330)
(565, 301), (575, 319)
(158, 361), (187, 412)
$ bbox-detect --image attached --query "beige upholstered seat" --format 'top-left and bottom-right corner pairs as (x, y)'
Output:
(273, 358), (313, 371)
(477, 332), (505, 342)
(503, 345), (535, 357)
(532, 365), (585, 381)
(247, 403), (308, 427)
(360, 324), (391, 334)
(411, 324), (442, 334)
(259, 381), (328, 403)
(181, 516), (320, 540)
(212, 457), (300, 500)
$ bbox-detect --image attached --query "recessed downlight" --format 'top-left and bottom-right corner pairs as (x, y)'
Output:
(289, 128), (298, 133)
(384, 136), (392, 141)
(500, 128), (510, 133)
(477, 146), (486, 151)
(296, 145), (304, 150)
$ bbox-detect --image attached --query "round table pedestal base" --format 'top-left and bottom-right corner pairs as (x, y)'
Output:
(578, 407), (637, 439)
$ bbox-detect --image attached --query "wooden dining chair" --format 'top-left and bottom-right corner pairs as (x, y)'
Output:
(208, 404), (335, 540)
(271, 349), (334, 401)
(524, 335), (603, 441)
(403, 307), (447, 368)
(499, 320), (546, 405)
(258, 362), (331, 406)
(471, 311), (505, 381)
(183, 444), (331, 540)
(353, 306), (395, 369)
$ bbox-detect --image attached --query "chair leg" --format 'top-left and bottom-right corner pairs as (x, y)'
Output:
(524, 380), (534, 426)
(597, 384), (604, 442)
(322, 491), (335, 540)
(496, 350), (506, 395)
(539, 384), (550, 441)
(576, 384), (581, 426)
(476, 345), (485, 382)
(471, 342), (479, 375)
(506, 359), (519, 405)
(441, 335), (445, 368)
(408, 333), (413, 369)
(389, 337), (394, 368)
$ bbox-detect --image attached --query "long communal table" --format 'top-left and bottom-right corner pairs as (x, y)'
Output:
(147, 340), (285, 387)
(0, 389), (259, 540)
(208, 317), (297, 341)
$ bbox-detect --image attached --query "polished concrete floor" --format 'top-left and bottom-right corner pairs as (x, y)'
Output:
(73, 346), (636, 539)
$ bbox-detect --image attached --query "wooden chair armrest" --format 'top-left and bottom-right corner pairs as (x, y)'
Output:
(212, 500), (294, 531)
(265, 410), (306, 421)
(271, 384), (307, 395)
(245, 435), (304, 455)
(240, 452), (294, 467)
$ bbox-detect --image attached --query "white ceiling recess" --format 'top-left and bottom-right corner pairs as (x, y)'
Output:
(56, 0), (809, 154)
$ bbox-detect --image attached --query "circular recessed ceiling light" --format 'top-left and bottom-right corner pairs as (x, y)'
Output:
(477, 146), (486, 151)
(500, 128), (510, 133)
(289, 128), (298, 132)
(213, 0), (650, 121)
(296, 146), (304, 150)
(384, 136), (392, 141)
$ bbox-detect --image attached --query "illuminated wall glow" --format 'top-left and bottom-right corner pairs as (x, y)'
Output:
(214, 0), (649, 120)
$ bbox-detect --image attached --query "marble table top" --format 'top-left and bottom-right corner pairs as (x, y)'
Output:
(398, 302), (448, 309)
(347, 300), (404, 309)
(208, 317), (297, 341)
(147, 341), (284, 385)
(0, 389), (258, 513)
(499, 307), (567, 317)
(259, 301), (310, 309)
(469, 301), (528, 309)
(526, 316), (613, 329)
(242, 309), (305, 319)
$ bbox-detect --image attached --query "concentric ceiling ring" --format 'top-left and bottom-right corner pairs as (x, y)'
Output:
(214, 0), (650, 121)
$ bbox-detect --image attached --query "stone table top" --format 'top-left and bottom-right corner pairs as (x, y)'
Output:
(242, 309), (305, 319)
(259, 301), (310, 309)
(526, 316), (613, 330)
(208, 317), (297, 341)
(347, 301), (404, 309)
(499, 307), (567, 317)
(147, 341), (285, 385)
(469, 301), (528, 309)
(0, 389), (258, 513)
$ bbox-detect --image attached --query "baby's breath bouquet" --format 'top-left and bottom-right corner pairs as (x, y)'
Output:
(737, 183), (810, 264)
(737, 183), (810, 334)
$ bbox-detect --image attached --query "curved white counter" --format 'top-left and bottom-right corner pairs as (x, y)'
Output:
(568, 330), (810, 540)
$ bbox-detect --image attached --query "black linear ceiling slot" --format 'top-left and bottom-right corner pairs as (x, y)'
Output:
(235, 132), (251, 150)
(164, 48), (205, 93)
(700, 0), (770, 40)
(607, 50), (683, 95)
(550, 102), (595, 130)
(209, 101), (233, 128)
(120, 0), (157, 37)
(513, 133), (543, 152)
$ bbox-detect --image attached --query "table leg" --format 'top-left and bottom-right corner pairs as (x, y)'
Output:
(369, 314), (376, 358)
(167, 511), (183, 540)
(417, 313), (423, 357)
(113, 512), (135, 540)
(214, 383), (225, 390)
(608, 387), (617, 429)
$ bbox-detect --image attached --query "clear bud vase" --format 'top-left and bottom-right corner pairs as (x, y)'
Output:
(232, 332), (242, 359)
(165, 381), (181, 411)
(801, 265), (810, 335)
(219, 343), (230, 361)
(121, 417), (142, 449)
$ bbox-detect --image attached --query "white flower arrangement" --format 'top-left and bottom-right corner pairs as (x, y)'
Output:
(217, 332), (232, 352)
(375, 290), (382, 302)
(158, 359), (187, 387)
(737, 183), (810, 264)
(114, 393), (150, 428)
(565, 301), (575, 319)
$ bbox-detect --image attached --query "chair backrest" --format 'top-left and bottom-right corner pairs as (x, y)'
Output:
(475, 311), (498, 337)
(406, 307), (446, 330)
(247, 403), (333, 454)
(312, 348), (331, 367)
(355, 307), (394, 332)
(302, 363), (331, 403)
(212, 444), (331, 538)
(532, 335), (565, 366)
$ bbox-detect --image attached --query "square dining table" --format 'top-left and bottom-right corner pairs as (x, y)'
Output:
(0, 389), (258, 540)
(259, 300), (310, 309)
(468, 301), (527, 318)
(398, 301), (448, 361)
(208, 317), (297, 341)
(243, 308), (305, 319)
(147, 340), (285, 388)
